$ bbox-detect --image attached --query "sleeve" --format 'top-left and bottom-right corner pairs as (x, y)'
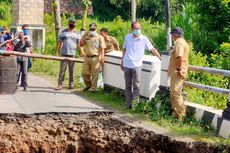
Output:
(99, 36), (106, 49)
(111, 37), (120, 50)
(175, 43), (184, 57)
(123, 35), (127, 49)
(58, 31), (64, 42)
(76, 33), (81, 45)
(145, 37), (154, 51)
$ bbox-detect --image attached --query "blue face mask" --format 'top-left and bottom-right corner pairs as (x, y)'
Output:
(23, 29), (29, 36)
(132, 29), (141, 36)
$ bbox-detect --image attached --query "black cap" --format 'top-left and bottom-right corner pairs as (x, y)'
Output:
(171, 27), (184, 36)
(69, 18), (76, 23)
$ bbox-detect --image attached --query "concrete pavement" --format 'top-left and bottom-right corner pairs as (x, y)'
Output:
(0, 74), (108, 114)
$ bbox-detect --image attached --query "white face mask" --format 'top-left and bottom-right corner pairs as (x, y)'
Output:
(89, 31), (97, 36)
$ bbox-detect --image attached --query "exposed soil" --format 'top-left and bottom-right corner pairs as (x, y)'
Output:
(0, 112), (228, 153)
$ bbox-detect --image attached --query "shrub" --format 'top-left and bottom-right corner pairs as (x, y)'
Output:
(184, 43), (229, 110)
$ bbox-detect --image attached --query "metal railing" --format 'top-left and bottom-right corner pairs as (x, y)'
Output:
(185, 65), (230, 120)
(184, 65), (230, 95)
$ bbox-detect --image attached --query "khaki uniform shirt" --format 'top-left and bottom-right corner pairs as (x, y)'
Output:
(104, 36), (120, 53)
(168, 38), (190, 78)
(81, 32), (106, 56)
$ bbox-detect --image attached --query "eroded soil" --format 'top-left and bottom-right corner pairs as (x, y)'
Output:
(0, 112), (228, 153)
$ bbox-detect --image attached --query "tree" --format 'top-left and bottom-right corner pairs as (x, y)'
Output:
(80, 0), (92, 29)
(52, 0), (61, 47)
(191, 0), (230, 54)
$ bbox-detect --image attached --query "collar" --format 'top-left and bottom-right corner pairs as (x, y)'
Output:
(174, 37), (184, 44)
(132, 34), (144, 39)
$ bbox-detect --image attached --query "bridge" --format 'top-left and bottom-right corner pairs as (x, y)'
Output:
(0, 50), (229, 139)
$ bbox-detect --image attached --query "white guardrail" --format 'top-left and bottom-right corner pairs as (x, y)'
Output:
(185, 65), (230, 95)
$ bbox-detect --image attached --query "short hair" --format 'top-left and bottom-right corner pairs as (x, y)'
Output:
(100, 28), (108, 33)
(131, 21), (139, 28)
(22, 24), (29, 29)
(89, 23), (97, 29)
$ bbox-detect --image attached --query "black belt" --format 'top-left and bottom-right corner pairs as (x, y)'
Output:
(86, 55), (99, 58)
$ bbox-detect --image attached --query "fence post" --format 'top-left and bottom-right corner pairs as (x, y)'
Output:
(222, 84), (230, 120)
(159, 51), (171, 90)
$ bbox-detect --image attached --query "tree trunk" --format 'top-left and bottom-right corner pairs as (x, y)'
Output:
(53, 0), (62, 47)
(165, 0), (172, 49)
(82, 5), (88, 30)
(131, 0), (136, 22)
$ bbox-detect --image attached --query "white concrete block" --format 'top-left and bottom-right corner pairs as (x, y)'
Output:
(219, 119), (230, 138)
(104, 51), (161, 99)
(160, 71), (170, 87)
(161, 54), (171, 71)
(211, 114), (222, 129)
(194, 108), (204, 121)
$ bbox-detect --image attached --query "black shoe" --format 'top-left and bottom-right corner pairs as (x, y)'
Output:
(23, 86), (29, 92)
(83, 86), (90, 91)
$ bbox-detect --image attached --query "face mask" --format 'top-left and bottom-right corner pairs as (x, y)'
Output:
(89, 31), (97, 36)
(23, 29), (29, 36)
(69, 24), (75, 29)
(133, 29), (141, 36)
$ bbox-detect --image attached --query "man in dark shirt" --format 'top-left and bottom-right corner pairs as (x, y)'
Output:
(14, 30), (32, 91)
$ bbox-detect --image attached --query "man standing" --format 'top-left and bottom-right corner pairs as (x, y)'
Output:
(80, 23), (106, 92)
(14, 30), (31, 91)
(121, 21), (161, 109)
(168, 27), (190, 119)
(55, 18), (80, 90)
(100, 28), (120, 52)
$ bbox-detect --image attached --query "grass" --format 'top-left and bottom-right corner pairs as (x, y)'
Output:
(30, 59), (230, 146)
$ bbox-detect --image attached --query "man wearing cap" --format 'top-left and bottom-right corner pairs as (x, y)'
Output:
(168, 27), (190, 119)
(55, 18), (81, 90)
(100, 28), (120, 53)
(121, 21), (161, 109)
(80, 23), (106, 92)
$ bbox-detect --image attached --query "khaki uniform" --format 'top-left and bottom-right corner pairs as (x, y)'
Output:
(168, 37), (189, 118)
(81, 33), (106, 90)
(104, 36), (120, 53)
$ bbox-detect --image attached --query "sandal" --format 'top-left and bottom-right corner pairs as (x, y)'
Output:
(54, 86), (62, 90)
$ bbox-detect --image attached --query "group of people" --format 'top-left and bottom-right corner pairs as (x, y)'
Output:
(0, 24), (33, 91)
(55, 18), (189, 119)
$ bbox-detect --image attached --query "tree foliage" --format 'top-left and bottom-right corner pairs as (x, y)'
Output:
(190, 0), (230, 54)
(93, 0), (165, 23)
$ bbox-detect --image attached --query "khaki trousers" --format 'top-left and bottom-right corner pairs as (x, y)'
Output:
(82, 57), (100, 90)
(170, 75), (186, 118)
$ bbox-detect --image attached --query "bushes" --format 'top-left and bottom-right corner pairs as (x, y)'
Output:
(184, 43), (229, 110)
(43, 14), (167, 55)
(0, 1), (12, 27)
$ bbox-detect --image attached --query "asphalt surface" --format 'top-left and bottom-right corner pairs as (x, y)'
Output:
(0, 74), (107, 114)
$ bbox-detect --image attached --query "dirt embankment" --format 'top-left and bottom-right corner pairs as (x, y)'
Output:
(0, 112), (228, 153)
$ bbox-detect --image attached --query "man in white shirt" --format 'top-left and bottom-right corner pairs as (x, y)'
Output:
(120, 21), (161, 109)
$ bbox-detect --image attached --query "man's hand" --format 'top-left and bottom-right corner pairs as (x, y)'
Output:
(80, 52), (85, 58)
(177, 69), (185, 78)
(100, 58), (104, 67)
(120, 60), (124, 71)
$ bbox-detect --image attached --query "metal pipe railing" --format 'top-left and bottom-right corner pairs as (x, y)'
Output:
(184, 81), (229, 95)
(189, 65), (230, 77)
